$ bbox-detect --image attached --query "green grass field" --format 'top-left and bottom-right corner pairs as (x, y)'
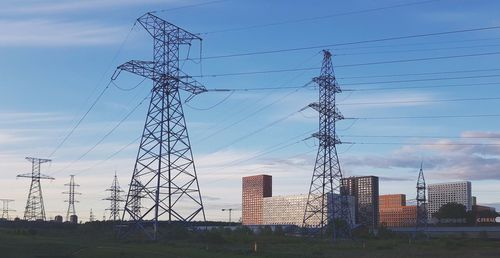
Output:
(1, 223), (499, 258)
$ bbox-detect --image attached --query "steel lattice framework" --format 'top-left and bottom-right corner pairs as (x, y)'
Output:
(303, 50), (352, 239)
(89, 209), (95, 222)
(17, 157), (53, 221)
(0, 199), (15, 220)
(103, 173), (124, 221)
(416, 163), (427, 231)
(64, 175), (80, 222)
(113, 13), (206, 240)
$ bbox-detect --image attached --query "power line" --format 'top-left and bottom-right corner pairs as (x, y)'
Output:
(334, 43), (500, 57)
(352, 142), (500, 146)
(152, 0), (233, 13)
(193, 52), (320, 142)
(112, 78), (147, 92)
(340, 67), (500, 80)
(353, 114), (500, 120)
(203, 129), (315, 170)
(74, 135), (141, 176)
(201, 25), (500, 60)
(50, 93), (150, 176)
(341, 134), (500, 139)
(48, 81), (112, 158)
(208, 75), (500, 92)
(194, 51), (500, 78)
(47, 21), (140, 158)
(339, 96), (500, 106)
(201, 0), (441, 34)
(185, 90), (234, 110)
(196, 81), (313, 143)
(207, 109), (302, 154)
(342, 74), (500, 85)
(346, 81), (500, 92)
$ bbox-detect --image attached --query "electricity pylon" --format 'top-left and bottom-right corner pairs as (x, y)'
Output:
(416, 163), (427, 232)
(112, 13), (207, 240)
(17, 157), (54, 221)
(0, 199), (15, 220)
(303, 50), (352, 239)
(63, 175), (80, 222)
(103, 173), (124, 221)
(89, 209), (95, 222)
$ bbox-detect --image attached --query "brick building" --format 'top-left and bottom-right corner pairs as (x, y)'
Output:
(379, 194), (417, 227)
(242, 175), (272, 225)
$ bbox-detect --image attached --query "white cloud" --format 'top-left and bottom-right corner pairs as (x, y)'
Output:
(0, 19), (126, 47)
(343, 131), (500, 181)
(0, 0), (181, 15)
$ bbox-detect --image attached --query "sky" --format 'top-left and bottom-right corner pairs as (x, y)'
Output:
(1, 0), (500, 222)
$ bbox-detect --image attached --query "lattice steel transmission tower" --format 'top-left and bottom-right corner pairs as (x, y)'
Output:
(112, 12), (207, 240)
(103, 173), (124, 221)
(129, 177), (143, 219)
(64, 175), (80, 222)
(17, 157), (53, 221)
(89, 209), (95, 222)
(416, 163), (427, 232)
(303, 50), (352, 239)
(0, 199), (15, 220)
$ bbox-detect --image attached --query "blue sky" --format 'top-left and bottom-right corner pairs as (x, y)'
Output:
(1, 0), (500, 221)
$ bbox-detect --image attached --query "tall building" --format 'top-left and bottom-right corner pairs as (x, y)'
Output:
(379, 194), (417, 227)
(427, 181), (472, 219)
(242, 175), (272, 225)
(341, 176), (379, 230)
(263, 194), (355, 226)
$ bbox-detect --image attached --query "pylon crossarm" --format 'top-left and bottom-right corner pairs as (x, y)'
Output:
(114, 61), (206, 99)
(137, 13), (201, 43)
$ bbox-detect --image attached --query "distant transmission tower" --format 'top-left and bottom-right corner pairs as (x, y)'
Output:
(113, 13), (207, 240)
(103, 173), (124, 221)
(303, 50), (352, 239)
(0, 199), (15, 220)
(129, 178), (143, 218)
(17, 157), (54, 221)
(63, 175), (80, 222)
(89, 209), (95, 222)
(416, 163), (427, 232)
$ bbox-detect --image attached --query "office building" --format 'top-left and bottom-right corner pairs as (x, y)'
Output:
(427, 181), (472, 219)
(379, 194), (417, 227)
(262, 194), (355, 226)
(341, 176), (379, 229)
(242, 175), (272, 225)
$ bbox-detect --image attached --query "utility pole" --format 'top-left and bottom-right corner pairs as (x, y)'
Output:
(63, 175), (80, 222)
(221, 208), (234, 223)
(103, 172), (124, 221)
(0, 199), (15, 220)
(303, 50), (352, 239)
(17, 157), (54, 221)
(112, 12), (207, 240)
(416, 163), (427, 233)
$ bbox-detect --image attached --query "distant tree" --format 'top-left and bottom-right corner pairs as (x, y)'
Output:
(434, 202), (467, 220)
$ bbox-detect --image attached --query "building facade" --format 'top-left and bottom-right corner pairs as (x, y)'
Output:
(341, 176), (379, 230)
(427, 181), (472, 219)
(262, 194), (356, 226)
(242, 175), (272, 225)
(379, 194), (417, 227)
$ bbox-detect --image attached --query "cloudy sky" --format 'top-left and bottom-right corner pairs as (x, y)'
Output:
(1, 0), (500, 222)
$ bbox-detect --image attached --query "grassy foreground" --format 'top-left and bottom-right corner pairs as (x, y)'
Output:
(0, 223), (499, 258)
